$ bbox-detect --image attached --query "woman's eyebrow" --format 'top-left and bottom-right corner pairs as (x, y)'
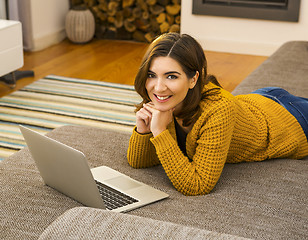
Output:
(148, 70), (181, 75)
(164, 71), (181, 75)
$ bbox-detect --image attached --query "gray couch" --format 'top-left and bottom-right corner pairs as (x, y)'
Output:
(1, 41), (307, 240)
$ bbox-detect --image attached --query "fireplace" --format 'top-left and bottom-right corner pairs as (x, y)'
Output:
(192, 0), (301, 22)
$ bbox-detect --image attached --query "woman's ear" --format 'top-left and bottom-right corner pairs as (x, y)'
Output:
(189, 71), (199, 89)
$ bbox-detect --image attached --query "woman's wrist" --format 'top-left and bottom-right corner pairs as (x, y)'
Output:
(152, 128), (166, 138)
(135, 127), (151, 135)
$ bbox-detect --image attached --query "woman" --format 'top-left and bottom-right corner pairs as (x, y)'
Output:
(127, 32), (308, 196)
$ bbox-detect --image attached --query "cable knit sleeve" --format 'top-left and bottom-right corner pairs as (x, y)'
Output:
(150, 99), (235, 196)
(127, 127), (160, 168)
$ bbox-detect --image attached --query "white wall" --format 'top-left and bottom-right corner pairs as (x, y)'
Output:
(0, 0), (6, 19)
(11, 0), (69, 51)
(30, 0), (69, 51)
(181, 1), (308, 56)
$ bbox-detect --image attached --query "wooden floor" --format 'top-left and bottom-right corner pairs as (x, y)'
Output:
(0, 38), (267, 97)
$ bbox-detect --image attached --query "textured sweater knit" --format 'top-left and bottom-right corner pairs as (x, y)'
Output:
(127, 83), (308, 196)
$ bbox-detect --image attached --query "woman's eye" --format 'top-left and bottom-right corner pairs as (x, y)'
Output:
(167, 75), (177, 80)
(148, 73), (155, 78)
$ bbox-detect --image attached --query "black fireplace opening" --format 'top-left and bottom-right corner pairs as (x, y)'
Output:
(192, 0), (301, 22)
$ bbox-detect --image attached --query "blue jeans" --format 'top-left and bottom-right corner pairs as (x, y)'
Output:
(251, 87), (308, 141)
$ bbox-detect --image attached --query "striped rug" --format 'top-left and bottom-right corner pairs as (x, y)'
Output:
(0, 75), (141, 161)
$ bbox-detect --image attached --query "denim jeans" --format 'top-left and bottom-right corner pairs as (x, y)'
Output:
(251, 87), (308, 141)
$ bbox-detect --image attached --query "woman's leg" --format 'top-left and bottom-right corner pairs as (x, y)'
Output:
(287, 98), (308, 141)
(251, 87), (287, 106)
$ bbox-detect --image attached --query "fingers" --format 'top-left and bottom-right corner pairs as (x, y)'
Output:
(143, 102), (165, 115)
(143, 102), (175, 113)
(136, 107), (152, 125)
(143, 102), (155, 112)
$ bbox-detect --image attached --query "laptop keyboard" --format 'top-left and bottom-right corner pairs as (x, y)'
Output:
(95, 180), (139, 210)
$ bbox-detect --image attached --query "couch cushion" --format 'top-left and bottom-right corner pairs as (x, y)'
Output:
(39, 207), (249, 240)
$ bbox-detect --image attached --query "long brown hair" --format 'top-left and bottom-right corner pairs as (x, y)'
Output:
(134, 32), (221, 126)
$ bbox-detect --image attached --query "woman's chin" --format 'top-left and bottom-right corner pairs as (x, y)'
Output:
(153, 103), (174, 112)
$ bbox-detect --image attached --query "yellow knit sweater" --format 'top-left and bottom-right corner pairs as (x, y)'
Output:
(127, 83), (308, 196)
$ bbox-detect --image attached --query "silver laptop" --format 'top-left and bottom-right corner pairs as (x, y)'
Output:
(19, 125), (168, 213)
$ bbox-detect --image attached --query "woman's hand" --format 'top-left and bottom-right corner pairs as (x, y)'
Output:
(142, 102), (174, 137)
(135, 105), (152, 134)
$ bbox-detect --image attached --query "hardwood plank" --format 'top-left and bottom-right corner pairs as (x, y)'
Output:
(0, 39), (267, 97)
(206, 51), (268, 90)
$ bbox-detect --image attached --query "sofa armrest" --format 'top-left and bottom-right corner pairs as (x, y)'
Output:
(39, 207), (248, 240)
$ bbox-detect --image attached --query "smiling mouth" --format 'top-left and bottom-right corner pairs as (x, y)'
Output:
(154, 94), (172, 102)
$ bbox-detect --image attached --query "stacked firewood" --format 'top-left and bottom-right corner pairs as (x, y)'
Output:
(70, 0), (181, 42)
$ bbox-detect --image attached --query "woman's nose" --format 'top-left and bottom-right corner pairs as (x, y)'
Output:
(154, 78), (167, 92)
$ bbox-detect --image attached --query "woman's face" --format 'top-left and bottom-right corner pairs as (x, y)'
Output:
(145, 56), (198, 114)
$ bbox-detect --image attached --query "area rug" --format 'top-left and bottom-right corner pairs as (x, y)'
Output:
(0, 75), (141, 161)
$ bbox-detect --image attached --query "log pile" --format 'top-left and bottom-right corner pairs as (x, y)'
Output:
(70, 0), (181, 42)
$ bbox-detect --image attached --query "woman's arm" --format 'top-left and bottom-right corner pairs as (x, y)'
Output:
(127, 128), (160, 168)
(150, 100), (235, 195)
(127, 102), (173, 168)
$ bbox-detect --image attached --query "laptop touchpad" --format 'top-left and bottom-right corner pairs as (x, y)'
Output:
(104, 176), (142, 191)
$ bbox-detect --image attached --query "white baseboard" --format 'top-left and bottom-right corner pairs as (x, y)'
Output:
(26, 29), (66, 52)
